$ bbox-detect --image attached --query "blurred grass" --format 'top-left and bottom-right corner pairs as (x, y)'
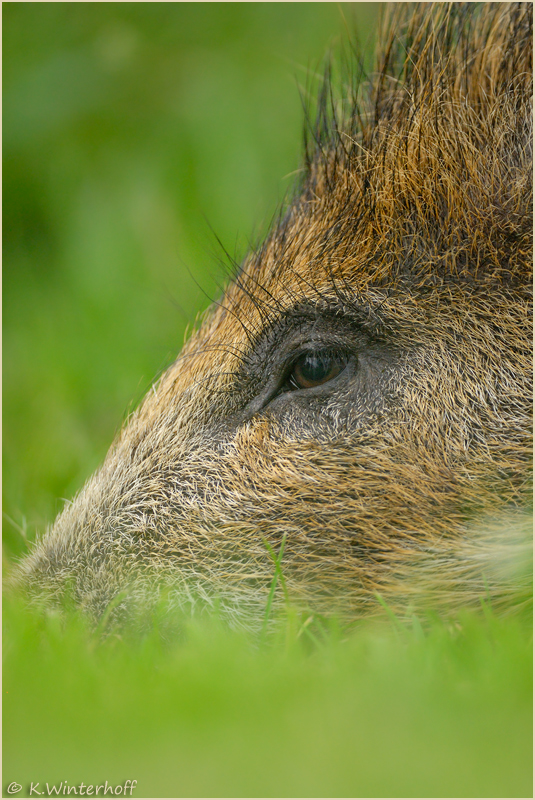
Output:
(3, 598), (533, 798)
(3, 2), (378, 557)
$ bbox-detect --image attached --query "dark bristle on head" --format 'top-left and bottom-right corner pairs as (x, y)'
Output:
(10, 3), (532, 630)
(289, 2), (532, 291)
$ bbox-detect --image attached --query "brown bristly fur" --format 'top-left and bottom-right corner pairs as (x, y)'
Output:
(12, 3), (533, 628)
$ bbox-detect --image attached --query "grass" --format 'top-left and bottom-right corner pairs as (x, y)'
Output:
(3, 597), (532, 798)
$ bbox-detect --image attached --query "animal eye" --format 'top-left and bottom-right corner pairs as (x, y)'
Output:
(288, 349), (348, 390)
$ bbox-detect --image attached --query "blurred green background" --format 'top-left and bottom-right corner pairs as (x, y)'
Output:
(3, 2), (379, 558)
(4, 600), (532, 798)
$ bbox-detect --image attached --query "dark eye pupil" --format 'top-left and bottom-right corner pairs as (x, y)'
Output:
(300, 353), (331, 382)
(289, 349), (347, 390)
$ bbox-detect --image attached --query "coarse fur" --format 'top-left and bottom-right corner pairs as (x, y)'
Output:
(12, 3), (533, 628)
